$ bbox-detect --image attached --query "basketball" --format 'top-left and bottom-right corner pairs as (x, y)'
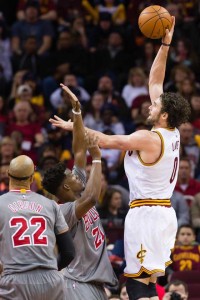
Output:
(138, 5), (172, 39)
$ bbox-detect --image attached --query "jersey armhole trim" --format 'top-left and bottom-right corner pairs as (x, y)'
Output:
(137, 131), (164, 166)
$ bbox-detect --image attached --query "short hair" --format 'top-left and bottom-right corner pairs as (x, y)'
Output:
(166, 280), (188, 294)
(179, 156), (191, 166)
(42, 162), (67, 195)
(160, 92), (191, 128)
(177, 224), (195, 236)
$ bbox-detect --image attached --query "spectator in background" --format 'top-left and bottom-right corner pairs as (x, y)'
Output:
(171, 191), (190, 227)
(0, 136), (18, 165)
(175, 157), (200, 207)
(109, 238), (125, 278)
(56, 0), (83, 28)
(121, 67), (148, 108)
(50, 74), (90, 112)
(94, 31), (132, 89)
(41, 62), (70, 105)
(11, 0), (54, 56)
(166, 1), (200, 55)
(33, 155), (59, 197)
(49, 29), (88, 79)
(96, 75), (129, 120)
(136, 40), (157, 74)
(99, 104), (125, 135)
(82, 0), (126, 26)
(0, 18), (12, 83)
(88, 12), (114, 51)
(169, 225), (200, 273)
(39, 144), (59, 160)
(12, 84), (45, 125)
(6, 101), (44, 163)
(9, 70), (28, 104)
(178, 78), (199, 102)
(11, 35), (43, 77)
(177, 0), (199, 23)
(83, 91), (105, 130)
(131, 98), (151, 123)
(191, 192), (200, 243)
(179, 122), (200, 176)
(86, 165), (129, 209)
(98, 187), (126, 228)
(101, 143), (122, 182)
(190, 93), (200, 132)
(129, 94), (151, 123)
(163, 280), (189, 300)
(0, 163), (9, 195)
(164, 64), (193, 93)
(21, 72), (44, 107)
(16, 0), (57, 22)
(169, 38), (199, 71)
(71, 16), (88, 49)
(0, 96), (8, 138)
(44, 124), (72, 163)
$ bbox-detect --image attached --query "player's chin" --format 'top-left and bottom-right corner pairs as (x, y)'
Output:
(146, 116), (152, 125)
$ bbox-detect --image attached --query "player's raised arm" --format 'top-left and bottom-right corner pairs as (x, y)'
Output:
(60, 83), (87, 169)
(75, 132), (102, 219)
(149, 16), (175, 103)
(49, 113), (158, 151)
(49, 84), (160, 151)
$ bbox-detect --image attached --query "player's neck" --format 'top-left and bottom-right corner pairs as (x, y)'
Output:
(153, 120), (169, 129)
(9, 183), (31, 191)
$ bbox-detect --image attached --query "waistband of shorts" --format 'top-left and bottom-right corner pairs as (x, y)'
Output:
(129, 199), (171, 208)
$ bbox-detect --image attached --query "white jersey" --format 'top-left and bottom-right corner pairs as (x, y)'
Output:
(124, 127), (180, 202)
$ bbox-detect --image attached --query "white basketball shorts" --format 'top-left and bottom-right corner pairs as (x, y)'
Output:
(124, 204), (177, 278)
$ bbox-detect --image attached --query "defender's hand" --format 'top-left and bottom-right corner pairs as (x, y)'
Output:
(60, 83), (81, 112)
(85, 131), (101, 160)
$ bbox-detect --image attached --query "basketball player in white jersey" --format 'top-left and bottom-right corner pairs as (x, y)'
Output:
(48, 17), (191, 299)
(0, 155), (75, 300)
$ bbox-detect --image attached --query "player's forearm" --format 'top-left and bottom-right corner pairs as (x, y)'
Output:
(83, 162), (102, 201)
(75, 161), (102, 219)
(149, 45), (169, 92)
(78, 126), (121, 149)
(56, 231), (75, 270)
(73, 113), (86, 154)
(66, 121), (121, 149)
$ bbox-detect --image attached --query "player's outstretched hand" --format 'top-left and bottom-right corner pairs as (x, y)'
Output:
(85, 131), (101, 160)
(49, 115), (73, 131)
(162, 16), (175, 45)
(60, 83), (81, 112)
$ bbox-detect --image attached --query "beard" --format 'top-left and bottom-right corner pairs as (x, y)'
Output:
(146, 112), (161, 126)
(146, 116), (154, 126)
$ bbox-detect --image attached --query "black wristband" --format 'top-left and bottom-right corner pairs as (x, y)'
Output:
(162, 42), (170, 47)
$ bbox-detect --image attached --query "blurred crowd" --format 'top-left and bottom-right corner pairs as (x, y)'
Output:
(0, 0), (200, 299)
